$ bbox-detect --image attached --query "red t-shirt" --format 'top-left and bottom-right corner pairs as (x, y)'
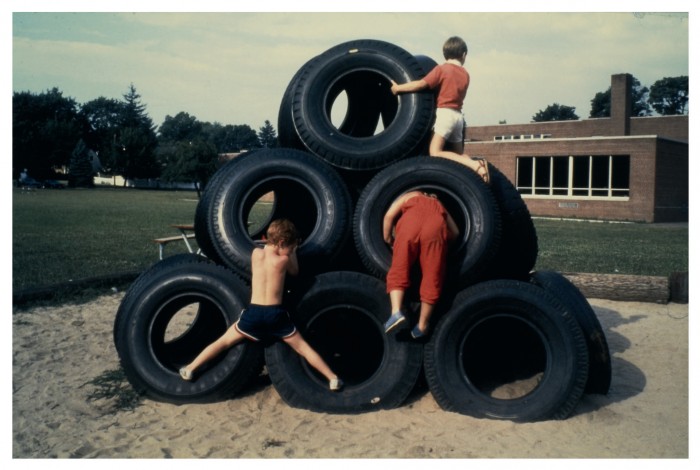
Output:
(423, 62), (470, 111)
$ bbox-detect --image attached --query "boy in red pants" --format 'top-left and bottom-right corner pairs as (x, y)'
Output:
(383, 191), (460, 338)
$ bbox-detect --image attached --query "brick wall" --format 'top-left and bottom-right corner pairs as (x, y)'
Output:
(464, 136), (687, 223)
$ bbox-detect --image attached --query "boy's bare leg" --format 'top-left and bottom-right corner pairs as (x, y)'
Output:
(429, 133), (488, 182)
(283, 332), (338, 382)
(389, 289), (405, 314)
(417, 301), (435, 334)
(182, 324), (246, 376)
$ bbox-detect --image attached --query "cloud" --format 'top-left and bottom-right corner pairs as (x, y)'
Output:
(12, 11), (689, 129)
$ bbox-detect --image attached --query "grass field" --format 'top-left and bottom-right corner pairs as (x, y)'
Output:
(12, 187), (688, 291)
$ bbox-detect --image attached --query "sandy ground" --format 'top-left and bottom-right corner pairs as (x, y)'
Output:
(11, 292), (691, 460)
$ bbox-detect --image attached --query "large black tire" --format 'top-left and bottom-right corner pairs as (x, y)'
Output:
(529, 270), (612, 395)
(194, 150), (264, 264)
(278, 56), (319, 151)
(202, 148), (352, 279)
(353, 156), (501, 287)
(291, 39), (435, 170)
(264, 271), (424, 413)
(424, 279), (589, 421)
(113, 254), (264, 404)
(481, 164), (539, 281)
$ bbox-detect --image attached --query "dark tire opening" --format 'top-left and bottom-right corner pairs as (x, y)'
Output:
(461, 315), (546, 399)
(301, 306), (385, 385)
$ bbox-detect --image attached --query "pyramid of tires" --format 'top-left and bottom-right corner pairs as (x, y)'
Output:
(114, 39), (610, 422)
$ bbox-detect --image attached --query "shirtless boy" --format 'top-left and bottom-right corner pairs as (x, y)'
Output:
(179, 219), (343, 391)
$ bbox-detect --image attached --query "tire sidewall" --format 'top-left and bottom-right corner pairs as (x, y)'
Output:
(530, 270), (612, 394)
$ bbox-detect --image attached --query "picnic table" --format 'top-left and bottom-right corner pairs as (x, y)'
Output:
(154, 224), (197, 260)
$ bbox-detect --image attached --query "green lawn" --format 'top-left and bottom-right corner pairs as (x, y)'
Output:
(12, 187), (688, 292)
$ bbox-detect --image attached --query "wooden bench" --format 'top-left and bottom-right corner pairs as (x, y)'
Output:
(154, 224), (197, 259)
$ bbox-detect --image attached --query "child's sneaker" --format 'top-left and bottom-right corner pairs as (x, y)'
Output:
(384, 312), (406, 333)
(330, 378), (344, 391)
(179, 367), (193, 381)
(411, 325), (427, 339)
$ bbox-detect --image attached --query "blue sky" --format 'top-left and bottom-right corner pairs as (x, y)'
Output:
(9, 5), (691, 133)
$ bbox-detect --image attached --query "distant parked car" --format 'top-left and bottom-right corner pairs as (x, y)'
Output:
(42, 179), (66, 189)
(19, 177), (42, 189)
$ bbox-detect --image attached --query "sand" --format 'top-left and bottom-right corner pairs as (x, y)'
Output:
(11, 292), (690, 460)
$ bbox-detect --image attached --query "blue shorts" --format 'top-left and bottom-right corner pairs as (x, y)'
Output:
(234, 304), (297, 342)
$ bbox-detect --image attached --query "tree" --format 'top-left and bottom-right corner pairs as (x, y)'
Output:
(589, 76), (651, 118)
(158, 112), (203, 143)
(258, 120), (278, 148)
(112, 84), (159, 183)
(648, 76), (688, 115)
(204, 123), (260, 153)
(79, 97), (126, 173)
(532, 103), (579, 122)
(159, 139), (218, 197)
(13, 88), (84, 178)
(114, 127), (161, 183)
(68, 139), (95, 187)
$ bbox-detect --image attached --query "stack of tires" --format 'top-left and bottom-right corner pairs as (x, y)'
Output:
(113, 39), (610, 421)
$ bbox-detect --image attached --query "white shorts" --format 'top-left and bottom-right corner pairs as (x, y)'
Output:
(433, 108), (465, 143)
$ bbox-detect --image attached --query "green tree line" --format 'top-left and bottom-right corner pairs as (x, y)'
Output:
(531, 74), (688, 122)
(14, 74), (687, 188)
(13, 83), (279, 193)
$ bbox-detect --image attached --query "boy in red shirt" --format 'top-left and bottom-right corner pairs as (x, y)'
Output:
(383, 192), (460, 338)
(391, 36), (489, 184)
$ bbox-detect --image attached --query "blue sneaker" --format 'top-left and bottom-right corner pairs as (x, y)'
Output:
(384, 312), (406, 333)
(411, 325), (427, 339)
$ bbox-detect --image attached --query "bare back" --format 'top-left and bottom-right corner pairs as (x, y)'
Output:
(249, 244), (296, 305)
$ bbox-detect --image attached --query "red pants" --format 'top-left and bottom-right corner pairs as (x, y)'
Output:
(386, 195), (448, 304)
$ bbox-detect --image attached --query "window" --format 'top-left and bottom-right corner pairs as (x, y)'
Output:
(516, 155), (630, 199)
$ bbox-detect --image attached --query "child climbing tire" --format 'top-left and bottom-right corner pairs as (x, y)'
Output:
(200, 148), (352, 279)
(353, 156), (501, 286)
(424, 279), (589, 422)
(530, 270), (612, 395)
(113, 254), (264, 404)
(291, 39), (434, 170)
(264, 271), (424, 414)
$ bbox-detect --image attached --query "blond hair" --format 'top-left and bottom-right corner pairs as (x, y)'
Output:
(266, 219), (300, 247)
